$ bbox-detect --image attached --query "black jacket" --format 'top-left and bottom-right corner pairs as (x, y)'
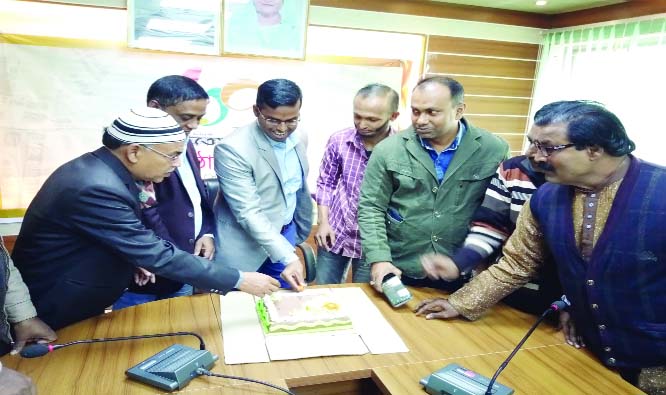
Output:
(12, 148), (239, 330)
(130, 140), (215, 295)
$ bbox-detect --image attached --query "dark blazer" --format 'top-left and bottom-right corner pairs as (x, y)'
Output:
(131, 141), (215, 294)
(12, 147), (239, 330)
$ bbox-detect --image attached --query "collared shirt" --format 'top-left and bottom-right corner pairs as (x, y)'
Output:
(178, 140), (203, 237)
(268, 132), (302, 226)
(315, 127), (393, 258)
(419, 122), (465, 183)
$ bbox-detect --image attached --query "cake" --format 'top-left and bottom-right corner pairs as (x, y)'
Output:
(256, 289), (353, 334)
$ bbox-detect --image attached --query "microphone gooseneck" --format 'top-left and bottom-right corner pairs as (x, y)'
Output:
(20, 332), (206, 358)
(484, 298), (569, 395)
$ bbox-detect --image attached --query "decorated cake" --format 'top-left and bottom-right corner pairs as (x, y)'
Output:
(256, 289), (353, 334)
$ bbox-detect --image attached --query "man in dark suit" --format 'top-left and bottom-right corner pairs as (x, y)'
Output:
(12, 107), (279, 330)
(113, 75), (215, 309)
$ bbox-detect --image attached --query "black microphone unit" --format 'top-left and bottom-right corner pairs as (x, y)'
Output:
(420, 297), (570, 395)
(20, 330), (295, 393)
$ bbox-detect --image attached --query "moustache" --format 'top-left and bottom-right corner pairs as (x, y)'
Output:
(533, 162), (555, 172)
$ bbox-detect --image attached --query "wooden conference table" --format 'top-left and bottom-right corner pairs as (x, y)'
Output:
(1, 284), (642, 394)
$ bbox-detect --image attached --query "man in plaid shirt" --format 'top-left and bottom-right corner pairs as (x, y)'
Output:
(314, 84), (400, 284)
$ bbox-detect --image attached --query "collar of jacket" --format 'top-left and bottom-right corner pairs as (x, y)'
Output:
(402, 117), (484, 183)
(92, 147), (141, 202)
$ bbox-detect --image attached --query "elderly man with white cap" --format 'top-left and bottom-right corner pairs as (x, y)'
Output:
(11, 108), (280, 330)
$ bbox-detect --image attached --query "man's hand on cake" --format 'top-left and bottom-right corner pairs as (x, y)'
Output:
(282, 260), (306, 292)
(239, 272), (280, 297)
(369, 261), (402, 293)
(413, 298), (460, 320)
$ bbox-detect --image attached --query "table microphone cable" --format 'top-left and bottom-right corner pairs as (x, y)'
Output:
(196, 368), (295, 395)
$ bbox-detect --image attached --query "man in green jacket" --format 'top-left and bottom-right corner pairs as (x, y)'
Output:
(358, 76), (508, 293)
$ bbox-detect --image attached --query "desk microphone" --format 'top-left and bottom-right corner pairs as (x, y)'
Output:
(420, 296), (570, 395)
(483, 297), (570, 395)
(21, 330), (294, 394)
(20, 331), (206, 358)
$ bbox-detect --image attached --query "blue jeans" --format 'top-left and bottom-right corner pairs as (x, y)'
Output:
(258, 221), (296, 289)
(315, 247), (371, 284)
(112, 284), (193, 311)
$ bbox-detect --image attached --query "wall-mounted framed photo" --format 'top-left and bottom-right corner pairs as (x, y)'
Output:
(223, 0), (309, 59)
(128, 0), (222, 55)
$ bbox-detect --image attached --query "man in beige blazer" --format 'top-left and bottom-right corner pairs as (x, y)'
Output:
(213, 79), (313, 291)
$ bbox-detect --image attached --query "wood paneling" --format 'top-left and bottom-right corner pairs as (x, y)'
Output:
(311, 0), (551, 28)
(465, 96), (530, 116)
(425, 34), (536, 148)
(551, 2), (666, 28)
(465, 115), (528, 133)
(426, 54), (537, 79)
(492, 133), (526, 151)
(427, 36), (539, 60)
(434, 75), (534, 97)
(313, 0), (665, 30)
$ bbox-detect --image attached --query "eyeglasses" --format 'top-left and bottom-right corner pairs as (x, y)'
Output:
(530, 141), (576, 157)
(140, 144), (180, 162)
(257, 110), (300, 128)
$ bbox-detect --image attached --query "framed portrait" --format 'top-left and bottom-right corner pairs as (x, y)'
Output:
(127, 0), (222, 55)
(223, 0), (310, 59)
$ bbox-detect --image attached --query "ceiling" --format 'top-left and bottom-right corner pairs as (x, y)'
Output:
(429, 0), (627, 14)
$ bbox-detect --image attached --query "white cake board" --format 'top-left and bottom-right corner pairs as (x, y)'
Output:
(220, 287), (409, 364)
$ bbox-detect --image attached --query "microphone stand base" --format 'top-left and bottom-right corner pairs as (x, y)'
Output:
(126, 344), (218, 391)
(420, 363), (514, 395)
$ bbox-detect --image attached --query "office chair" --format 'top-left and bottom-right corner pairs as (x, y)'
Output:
(203, 178), (316, 283)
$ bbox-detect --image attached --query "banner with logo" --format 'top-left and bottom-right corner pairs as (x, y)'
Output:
(0, 36), (403, 214)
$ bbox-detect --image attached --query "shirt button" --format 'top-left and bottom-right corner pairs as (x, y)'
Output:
(187, 211), (194, 218)
(591, 303), (599, 309)
(587, 214), (592, 219)
(432, 187), (438, 193)
(607, 358), (616, 365)
(588, 202), (594, 207)
(585, 224), (592, 229)
(604, 346), (612, 352)
(432, 236), (439, 242)
(598, 324), (606, 330)
(590, 193), (596, 198)
(587, 279), (595, 286)
(434, 211), (441, 217)
(189, 238), (195, 245)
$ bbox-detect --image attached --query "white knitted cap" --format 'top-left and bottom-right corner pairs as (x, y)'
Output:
(105, 107), (184, 144)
